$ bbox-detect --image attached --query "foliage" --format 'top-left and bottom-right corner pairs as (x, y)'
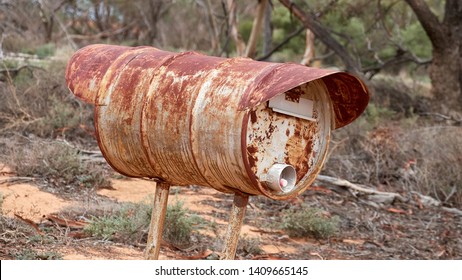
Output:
(281, 205), (339, 239)
(21, 43), (56, 59)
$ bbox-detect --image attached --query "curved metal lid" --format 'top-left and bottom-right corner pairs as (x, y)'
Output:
(237, 62), (369, 129)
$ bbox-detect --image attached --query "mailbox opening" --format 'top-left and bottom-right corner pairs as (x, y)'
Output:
(268, 89), (315, 122)
(265, 163), (296, 193)
(246, 79), (333, 199)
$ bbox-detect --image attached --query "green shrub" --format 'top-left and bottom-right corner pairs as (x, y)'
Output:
(35, 43), (56, 59)
(163, 201), (196, 245)
(281, 205), (339, 239)
(84, 200), (202, 246)
(84, 201), (152, 244)
(14, 249), (62, 260)
(238, 234), (263, 256)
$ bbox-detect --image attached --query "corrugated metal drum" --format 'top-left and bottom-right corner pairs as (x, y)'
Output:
(66, 44), (369, 200)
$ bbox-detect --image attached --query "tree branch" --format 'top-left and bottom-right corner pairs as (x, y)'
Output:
(278, 0), (361, 75)
(256, 26), (304, 61)
(404, 0), (446, 49)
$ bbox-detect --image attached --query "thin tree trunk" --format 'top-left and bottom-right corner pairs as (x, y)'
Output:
(262, 1), (272, 60)
(300, 29), (315, 66)
(245, 0), (268, 58)
(227, 0), (246, 56)
(204, 0), (220, 54)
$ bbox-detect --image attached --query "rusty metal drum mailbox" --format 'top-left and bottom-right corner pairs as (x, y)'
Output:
(66, 44), (369, 259)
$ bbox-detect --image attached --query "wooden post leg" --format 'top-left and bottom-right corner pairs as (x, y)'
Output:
(145, 181), (170, 260)
(221, 193), (249, 260)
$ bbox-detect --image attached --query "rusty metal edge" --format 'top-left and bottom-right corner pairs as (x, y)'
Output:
(240, 79), (335, 200)
(238, 64), (369, 130)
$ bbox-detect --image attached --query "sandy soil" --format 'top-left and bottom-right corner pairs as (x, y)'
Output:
(1, 162), (461, 260)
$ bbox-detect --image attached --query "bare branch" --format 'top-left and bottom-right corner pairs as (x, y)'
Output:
(404, 0), (446, 49)
(256, 26), (304, 61)
(278, 0), (361, 74)
(362, 51), (431, 79)
(316, 174), (408, 204)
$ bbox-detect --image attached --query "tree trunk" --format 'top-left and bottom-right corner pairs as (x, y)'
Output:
(245, 0), (268, 58)
(262, 1), (273, 60)
(431, 45), (462, 112)
(405, 0), (462, 112)
(204, 0), (220, 54)
(227, 0), (246, 56)
(300, 29), (315, 66)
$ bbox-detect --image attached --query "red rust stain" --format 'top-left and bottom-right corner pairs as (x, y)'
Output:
(295, 139), (313, 181)
(246, 145), (259, 171)
(284, 87), (301, 103)
(322, 73), (369, 129)
(284, 120), (317, 181)
(250, 110), (258, 123)
(265, 122), (276, 139)
(66, 45), (137, 104)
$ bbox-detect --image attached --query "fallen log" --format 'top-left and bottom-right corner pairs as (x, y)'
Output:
(315, 174), (462, 216)
(315, 174), (407, 203)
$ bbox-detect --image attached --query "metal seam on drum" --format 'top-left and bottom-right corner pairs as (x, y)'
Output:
(140, 51), (199, 184)
(94, 47), (153, 177)
(189, 56), (245, 194)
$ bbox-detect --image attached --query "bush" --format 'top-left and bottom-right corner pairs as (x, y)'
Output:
(324, 120), (462, 208)
(84, 199), (202, 246)
(399, 127), (462, 207)
(84, 201), (152, 244)
(0, 59), (94, 140)
(163, 201), (198, 245)
(237, 234), (263, 256)
(281, 205), (339, 239)
(6, 140), (111, 191)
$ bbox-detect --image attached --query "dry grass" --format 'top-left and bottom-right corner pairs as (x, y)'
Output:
(83, 199), (205, 246)
(400, 126), (462, 206)
(324, 108), (462, 208)
(0, 56), (94, 141)
(3, 139), (111, 193)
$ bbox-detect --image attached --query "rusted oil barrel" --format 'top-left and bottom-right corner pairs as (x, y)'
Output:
(66, 44), (369, 200)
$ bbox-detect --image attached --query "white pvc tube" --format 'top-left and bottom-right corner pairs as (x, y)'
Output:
(265, 164), (296, 193)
